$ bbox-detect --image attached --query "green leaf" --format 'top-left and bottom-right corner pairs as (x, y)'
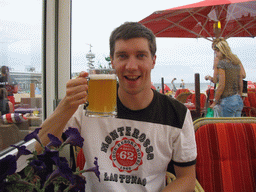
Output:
(5, 180), (34, 192)
(6, 173), (21, 182)
(23, 166), (34, 179)
(54, 183), (61, 192)
(35, 178), (42, 190)
(105, 57), (111, 62)
(64, 185), (71, 192)
(55, 176), (70, 185)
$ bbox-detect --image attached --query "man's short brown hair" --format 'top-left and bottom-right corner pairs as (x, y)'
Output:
(109, 22), (156, 58)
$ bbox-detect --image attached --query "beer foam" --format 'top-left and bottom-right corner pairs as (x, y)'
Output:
(89, 74), (116, 80)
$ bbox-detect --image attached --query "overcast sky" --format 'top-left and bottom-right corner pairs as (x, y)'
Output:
(1, 0), (256, 84)
(72, 0), (256, 83)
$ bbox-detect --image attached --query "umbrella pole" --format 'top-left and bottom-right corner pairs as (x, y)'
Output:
(161, 77), (164, 94)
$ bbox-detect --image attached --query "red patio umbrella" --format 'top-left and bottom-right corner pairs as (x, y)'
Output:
(160, 84), (171, 93)
(139, 0), (256, 40)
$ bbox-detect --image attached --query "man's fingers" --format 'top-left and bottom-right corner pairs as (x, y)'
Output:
(67, 77), (87, 88)
(79, 71), (89, 78)
(66, 84), (88, 96)
(65, 91), (87, 105)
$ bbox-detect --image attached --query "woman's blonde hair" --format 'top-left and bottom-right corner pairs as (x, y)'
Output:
(212, 38), (241, 65)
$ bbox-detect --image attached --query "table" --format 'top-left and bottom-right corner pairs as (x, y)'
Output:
(184, 102), (196, 110)
(14, 108), (41, 114)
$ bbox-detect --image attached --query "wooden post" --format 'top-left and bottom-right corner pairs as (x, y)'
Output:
(30, 83), (35, 98)
(161, 77), (164, 94)
(195, 73), (200, 118)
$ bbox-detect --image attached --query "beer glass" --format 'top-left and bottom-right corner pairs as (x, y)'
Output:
(86, 68), (117, 117)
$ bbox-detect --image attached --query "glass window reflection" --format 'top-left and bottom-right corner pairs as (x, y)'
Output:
(0, 0), (42, 152)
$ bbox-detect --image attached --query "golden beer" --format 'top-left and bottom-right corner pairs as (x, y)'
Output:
(87, 74), (117, 116)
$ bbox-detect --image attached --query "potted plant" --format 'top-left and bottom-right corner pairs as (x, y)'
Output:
(0, 127), (100, 192)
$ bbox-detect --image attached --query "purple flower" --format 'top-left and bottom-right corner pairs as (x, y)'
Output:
(29, 159), (46, 172)
(59, 157), (68, 164)
(47, 160), (74, 185)
(69, 174), (86, 192)
(24, 127), (42, 144)
(10, 145), (32, 160)
(37, 147), (60, 174)
(84, 157), (100, 182)
(63, 127), (84, 148)
(46, 134), (62, 148)
(0, 155), (17, 182)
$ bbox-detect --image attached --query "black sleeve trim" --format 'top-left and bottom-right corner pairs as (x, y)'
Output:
(171, 159), (197, 167)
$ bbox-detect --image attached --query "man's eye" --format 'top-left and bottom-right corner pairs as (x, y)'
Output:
(138, 54), (146, 58)
(118, 54), (127, 59)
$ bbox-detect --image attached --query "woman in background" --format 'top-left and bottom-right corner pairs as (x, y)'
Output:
(205, 38), (246, 83)
(207, 38), (244, 117)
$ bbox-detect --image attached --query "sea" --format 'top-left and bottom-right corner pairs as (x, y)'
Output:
(153, 82), (211, 93)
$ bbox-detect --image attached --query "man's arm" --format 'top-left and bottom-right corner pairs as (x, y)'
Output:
(162, 165), (196, 192)
(36, 71), (88, 152)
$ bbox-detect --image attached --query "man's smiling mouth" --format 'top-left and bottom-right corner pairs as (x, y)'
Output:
(125, 76), (140, 81)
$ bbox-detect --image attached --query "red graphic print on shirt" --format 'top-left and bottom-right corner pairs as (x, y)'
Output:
(110, 137), (143, 173)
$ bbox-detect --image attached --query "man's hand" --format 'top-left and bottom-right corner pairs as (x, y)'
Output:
(64, 71), (89, 110)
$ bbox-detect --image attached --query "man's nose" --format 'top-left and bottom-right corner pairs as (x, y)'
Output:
(125, 56), (138, 70)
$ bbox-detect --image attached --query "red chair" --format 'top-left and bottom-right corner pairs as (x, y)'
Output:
(242, 96), (251, 116)
(243, 96), (250, 107)
(190, 93), (206, 109)
(245, 92), (256, 116)
(188, 93), (207, 115)
(248, 92), (256, 107)
(196, 122), (256, 192)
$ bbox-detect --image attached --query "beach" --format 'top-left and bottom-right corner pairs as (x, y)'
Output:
(153, 82), (211, 93)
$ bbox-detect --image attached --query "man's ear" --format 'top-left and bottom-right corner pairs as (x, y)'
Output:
(110, 56), (115, 69)
(152, 55), (156, 69)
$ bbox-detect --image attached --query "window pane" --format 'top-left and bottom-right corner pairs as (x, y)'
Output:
(0, 0), (42, 151)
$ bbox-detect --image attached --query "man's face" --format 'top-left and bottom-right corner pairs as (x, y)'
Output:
(111, 37), (156, 95)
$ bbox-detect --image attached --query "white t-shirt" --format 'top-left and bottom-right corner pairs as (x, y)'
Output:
(65, 91), (196, 191)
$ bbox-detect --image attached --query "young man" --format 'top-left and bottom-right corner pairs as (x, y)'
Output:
(39, 22), (197, 191)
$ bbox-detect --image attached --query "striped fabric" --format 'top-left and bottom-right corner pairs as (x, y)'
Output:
(196, 123), (256, 192)
(1, 113), (27, 124)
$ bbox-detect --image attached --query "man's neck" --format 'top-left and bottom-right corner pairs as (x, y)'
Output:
(118, 88), (154, 111)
